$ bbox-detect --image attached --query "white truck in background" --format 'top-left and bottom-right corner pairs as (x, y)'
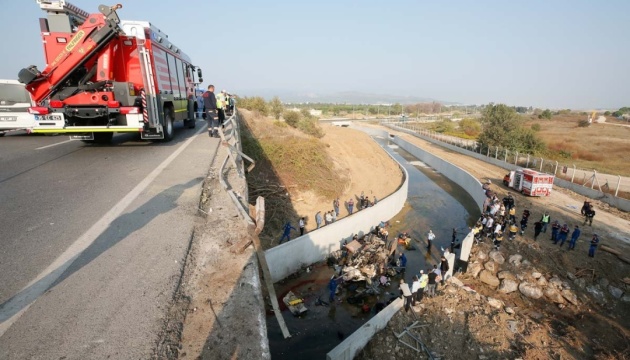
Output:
(0, 79), (36, 136)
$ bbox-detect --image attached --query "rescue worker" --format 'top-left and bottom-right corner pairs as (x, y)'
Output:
(494, 230), (504, 250)
(202, 84), (218, 137)
(427, 230), (436, 249)
(418, 270), (428, 302)
(519, 214), (528, 235)
(509, 222), (518, 241)
(279, 221), (296, 244)
(556, 223), (570, 246)
(540, 212), (551, 233)
(568, 225), (581, 250)
(328, 276), (338, 303)
(440, 256), (449, 285)
(399, 279), (413, 312)
(588, 234), (599, 257)
(533, 221), (543, 241)
(584, 207), (596, 226)
(216, 90), (226, 127)
(508, 206), (516, 224)
(398, 253), (407, 274)
(550, 220), (560, 242)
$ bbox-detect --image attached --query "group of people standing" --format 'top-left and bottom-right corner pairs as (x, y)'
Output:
(399, 256), (450, 312)
(200, 85), (235, 138)
(476, 182), (601, 258)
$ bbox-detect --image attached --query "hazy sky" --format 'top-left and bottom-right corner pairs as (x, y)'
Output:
(1, 0), (627, 108)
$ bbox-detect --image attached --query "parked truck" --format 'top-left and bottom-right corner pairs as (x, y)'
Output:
(502, 168), (555, 197)
(18, 1), (203, 143)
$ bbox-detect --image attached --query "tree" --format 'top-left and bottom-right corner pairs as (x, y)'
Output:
(269, 97), (284, 120)
(604, 111), (611, 116)
(283, 110), (301, 127)
(539, 109), (552, 120)
(458, 118), (481, 136)
(477, 104), (545, 154)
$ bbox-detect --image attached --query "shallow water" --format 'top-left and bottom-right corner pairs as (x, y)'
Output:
(266, 136), (481, 359)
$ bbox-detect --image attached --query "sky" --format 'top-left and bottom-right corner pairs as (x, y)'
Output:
(0, 0), (628, 109)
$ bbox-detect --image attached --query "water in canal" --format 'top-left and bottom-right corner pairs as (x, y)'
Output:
(266, 135), (482, 359)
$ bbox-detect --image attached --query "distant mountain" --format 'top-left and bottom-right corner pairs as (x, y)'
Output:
(238, 89), (456, 105)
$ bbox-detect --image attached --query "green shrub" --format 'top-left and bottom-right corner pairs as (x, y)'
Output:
(531, 123), (541, 131)
(282, 110), (301, 127)
(297, 118), (325, 138)
(577, 119), (590, 127)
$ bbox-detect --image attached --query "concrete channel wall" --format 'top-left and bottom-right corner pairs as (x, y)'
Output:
(326, 298), (404, 360)
(386, 124), (630, 212)
(264, 137), (409, 283)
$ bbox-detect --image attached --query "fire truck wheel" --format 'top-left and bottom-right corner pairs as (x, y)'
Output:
(162, 107), (175, 142)
(186, 118), (196, 129)
(0, 132), (5, 137)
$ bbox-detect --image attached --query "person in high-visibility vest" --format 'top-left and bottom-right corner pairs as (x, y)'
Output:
(216, 90), (226, 126)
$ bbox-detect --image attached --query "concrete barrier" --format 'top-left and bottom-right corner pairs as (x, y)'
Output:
(386, 124), (630, 212)
(264, 140), (409, 283)
(326, 298), (404, 360)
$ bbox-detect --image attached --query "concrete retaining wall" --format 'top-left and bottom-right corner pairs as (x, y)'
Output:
(326, 298), (404, 360)
(264, 139), (409, 283)
(386, 124), (630, 212)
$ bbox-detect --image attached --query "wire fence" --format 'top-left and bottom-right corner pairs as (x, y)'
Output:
(393, 122), (630, 200)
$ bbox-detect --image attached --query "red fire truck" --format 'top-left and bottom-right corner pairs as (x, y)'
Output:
(502, 168), (555, 197)
(18, 1), (203, 143)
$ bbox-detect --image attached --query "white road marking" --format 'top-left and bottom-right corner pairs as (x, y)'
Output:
(0, 125), (207, 338)
(35, 139), (74, 150)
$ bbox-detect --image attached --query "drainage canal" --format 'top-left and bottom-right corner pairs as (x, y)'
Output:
(266, 135), (481, 359)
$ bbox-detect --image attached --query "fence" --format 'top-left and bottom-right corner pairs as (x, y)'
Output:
(388, 122), (630, 212)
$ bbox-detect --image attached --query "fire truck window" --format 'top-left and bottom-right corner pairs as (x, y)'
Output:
(175, 58), (186, 98)
(166, 53), (180, 98)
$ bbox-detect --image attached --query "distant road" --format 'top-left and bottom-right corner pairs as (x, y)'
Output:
(0, 121), (218, 359)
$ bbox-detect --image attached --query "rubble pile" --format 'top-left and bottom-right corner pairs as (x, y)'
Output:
(329, 233), (394, 283)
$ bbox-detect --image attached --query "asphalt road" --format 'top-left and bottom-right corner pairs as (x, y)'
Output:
(0, 121), (218, 359)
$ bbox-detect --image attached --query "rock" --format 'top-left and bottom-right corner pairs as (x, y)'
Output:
(598, 277), (610, 287)
(537, 277), (548, 287)
(498, 279), (519, 294)
(567, 272), (577, 281)
(484, 261), (498, 273)
(487, 297), (503, 309)
(489, 250), (505, 264)
(561, 289), (579, 305)
(549, 277), (563, 289)
(519, 282), (543, 299)
(498, 271), (516, 280)
(561, 281), (571, 290)
(508, 254), (523, 265)
(479, 270), (501, 287)
(544, 286), (566, 304)
(505, 307), (515, 315)
(609, 286), (624, 299)
(469, 262), (483, 278)
(532, 271), (542, 279)
(516, 273), (525, 281)
(621, 295), (630, 303)
(521, 259), (532, 267)
(586, 285), (606, 303)
(449, 276), (464, 287)
(477, 251), (487, 261)
(574, 278), (586, 289)
(528, 311), (544, 320)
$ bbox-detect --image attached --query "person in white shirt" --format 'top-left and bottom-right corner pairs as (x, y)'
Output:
(399, 279), (413, 312)
(411, 276), (421, 306)
(299, 217), (305, 236)
(427, 230), (436, 249)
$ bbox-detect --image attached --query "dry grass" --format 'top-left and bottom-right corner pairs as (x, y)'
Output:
(526, 114), (630, 175)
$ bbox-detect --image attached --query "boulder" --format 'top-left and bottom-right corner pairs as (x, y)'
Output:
(469, 262), (483, 278)
(477, 251), (487, 261)
(544, 286), (566, 304)
(489, 250), (505, 264)
(567, 272), (577, 281)
(586, 285), (606, 303)
(484, 261), (498, 273)
(508, 254), (523, 265)
(537, 277), (548, 287)
(598, 277), (610, 287)
(549, 277), (563, 289)
(532, 271), (542, 279)
(519, 282), (543, 299)
(561, 289), (579, 305)
(487, 297), (503, 309)
(621, 295), (630, 303)
(497, 271), (516, 280)
(574, 278), (586, 289)
(505, 307), (515, 315)
(498, 279), (519, 294)
(479, 270), (500, 287)
(521, 259), (532, 267)
(449, 276), (464, 287)
(609, 286), (624, 299)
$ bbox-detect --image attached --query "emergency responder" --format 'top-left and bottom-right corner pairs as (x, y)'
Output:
(584, 207), (596, 226)
(588, 234), (599, 257)
(202, 85), (218, 137)
(216, 90), (226, 126)
(540, 212), (551, 233)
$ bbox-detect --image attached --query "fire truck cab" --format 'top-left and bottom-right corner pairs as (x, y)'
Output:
(503, 168), (555, 197)
(18, 1), (203, 143)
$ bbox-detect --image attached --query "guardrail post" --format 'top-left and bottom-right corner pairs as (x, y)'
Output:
(571, 164), (576, 183)
(504, 149), (508, 162)
(591, 170), (597, 189)
(615, 175), (621, 197)
(554, 161), (558, 175)
(514, 152), (519, 165)
(526, 154), (530, 168)
(495, 147), (499, 159)
(539, 158), (544, 172)
(486, 146), (490, 157)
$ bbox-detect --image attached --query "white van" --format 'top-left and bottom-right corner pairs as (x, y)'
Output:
(0, 79), (35, 136)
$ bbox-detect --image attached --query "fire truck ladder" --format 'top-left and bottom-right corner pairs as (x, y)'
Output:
(137, 41), (163, 139)
(36, 0), (91, 31)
